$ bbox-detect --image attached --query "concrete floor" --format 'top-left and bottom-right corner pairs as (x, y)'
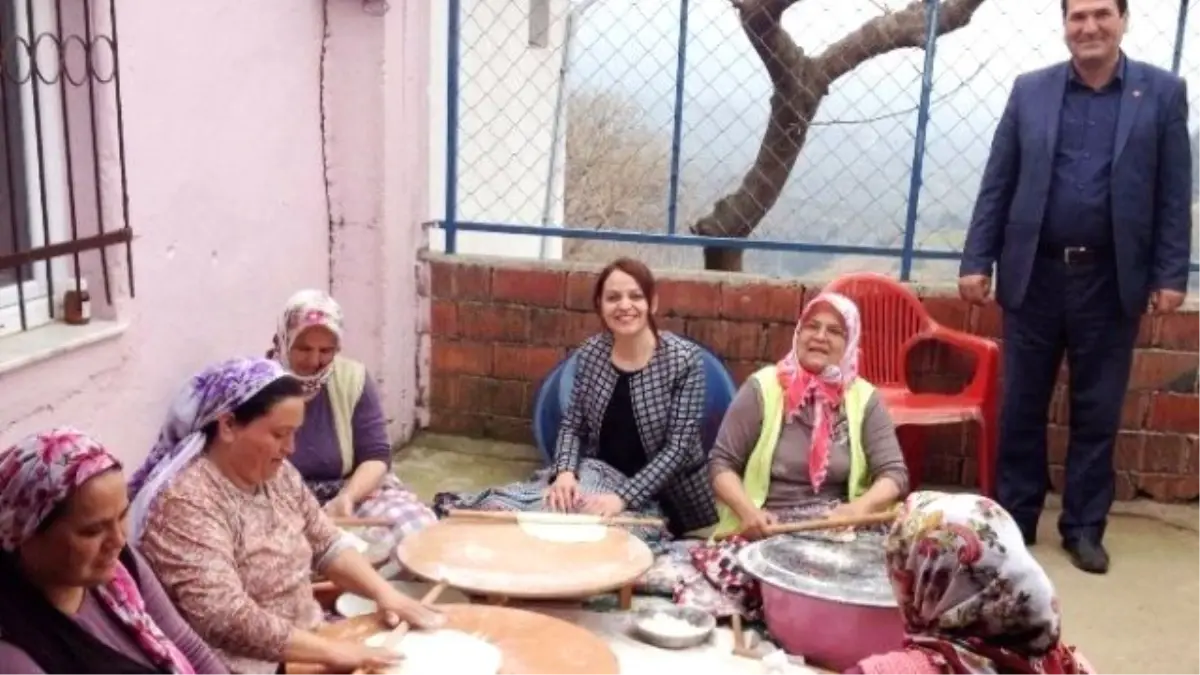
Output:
(397, 434), (1200, 674)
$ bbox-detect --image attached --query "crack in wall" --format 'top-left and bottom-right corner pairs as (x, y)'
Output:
(319, 0), (335, 291)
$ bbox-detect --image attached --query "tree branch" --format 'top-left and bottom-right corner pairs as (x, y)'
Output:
(816, 0), (987, 83)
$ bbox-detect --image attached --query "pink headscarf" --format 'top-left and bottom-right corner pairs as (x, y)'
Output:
(0, 428), (197, 674)
(774, 292), (862, 493)
(271, 289), (344, 398)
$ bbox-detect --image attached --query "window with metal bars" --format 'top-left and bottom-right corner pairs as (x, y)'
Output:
(0, 0), (131, 338)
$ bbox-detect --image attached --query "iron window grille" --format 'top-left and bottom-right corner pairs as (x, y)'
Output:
(0, 0), (131, 337)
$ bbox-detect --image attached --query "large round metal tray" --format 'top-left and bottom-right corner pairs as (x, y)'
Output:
(737, 532), (895, 607)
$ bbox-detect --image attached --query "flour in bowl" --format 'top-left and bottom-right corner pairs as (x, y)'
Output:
(639, 612), (706, 638)
(365, 629), (502, 675)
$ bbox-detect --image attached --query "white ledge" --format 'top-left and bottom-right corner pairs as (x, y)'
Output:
(0, 320), (129, 377)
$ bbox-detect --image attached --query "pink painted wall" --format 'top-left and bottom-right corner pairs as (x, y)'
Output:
(0, 0), (429, 466)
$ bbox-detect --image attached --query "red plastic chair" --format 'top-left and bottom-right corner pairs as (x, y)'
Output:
(823, 273), (1000, 496)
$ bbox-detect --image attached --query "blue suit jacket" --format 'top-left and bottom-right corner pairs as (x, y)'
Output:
(960, 57), (1192, 316)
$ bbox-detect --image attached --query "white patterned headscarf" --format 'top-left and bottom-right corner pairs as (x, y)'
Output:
(885, 491), (1091, 674)
(272, 289), (344, 398)
(126, 357), (289, 541)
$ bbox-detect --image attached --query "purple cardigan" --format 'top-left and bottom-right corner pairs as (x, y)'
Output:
(291, 375), (391, 483)
(0, 549), (228, 674)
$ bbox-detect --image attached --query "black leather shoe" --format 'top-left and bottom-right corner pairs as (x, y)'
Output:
(1063, 539), (1109, 574)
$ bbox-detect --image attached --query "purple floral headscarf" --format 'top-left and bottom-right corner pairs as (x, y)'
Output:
(127, 357), (287, 540)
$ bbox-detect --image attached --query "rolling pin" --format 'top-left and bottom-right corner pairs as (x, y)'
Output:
(355, 580), (451, 675)
(445, 508), (666, 528)
(331, 516), (395, 528)
(715, 509), (898, 541)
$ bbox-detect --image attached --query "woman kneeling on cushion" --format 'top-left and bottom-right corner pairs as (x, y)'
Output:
(674, 291), (909, 619)
(270, 290), (435, 551)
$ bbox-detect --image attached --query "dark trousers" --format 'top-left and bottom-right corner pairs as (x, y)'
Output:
(996, 255), (1139, 543)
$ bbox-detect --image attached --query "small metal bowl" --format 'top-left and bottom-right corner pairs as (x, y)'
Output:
(629, 605), (716, 650)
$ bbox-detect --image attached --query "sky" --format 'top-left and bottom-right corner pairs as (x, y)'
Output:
(555, 0), (1198, 273)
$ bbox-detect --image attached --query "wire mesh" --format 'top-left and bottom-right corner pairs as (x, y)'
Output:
(446, 0), (1196, 280)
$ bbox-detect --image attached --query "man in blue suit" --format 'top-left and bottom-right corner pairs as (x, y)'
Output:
(960, 0), (1191, 573)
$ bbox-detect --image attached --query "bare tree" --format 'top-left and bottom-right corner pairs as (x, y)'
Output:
(563, 90), (701, 267)
(691, 0), (988, 271)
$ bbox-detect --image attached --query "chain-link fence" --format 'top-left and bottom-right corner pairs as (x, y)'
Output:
(437, 0), (1197, 281)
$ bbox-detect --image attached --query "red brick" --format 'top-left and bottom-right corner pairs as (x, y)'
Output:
(1122, 392), (1150, 430)
(1114, 472), (1137, 500)
(658, 316), (686, 335)
(1136, 314), (1155, 348)
(1147, 393), (1199, 434)
(492, 267), (565, 307)
(1153, 312), (1200, 352)
(529, 309), (597, 348)
(923, 454), (963, 485)
(564, 271), (597, 311)
(1129, 350), (1198, 390)
(920, 296), (971, 331)
(657, 279), (721, 318)
(764, 323), (795, 361)
(1187, 435), (1199, 476)
(430, 261), (490, 300)
(926, 426), (967, 459)
(427, 409), (486, 436)
(430, 300), (459, 337)
(429, 375), (461, 411)
(727, 360), (763, 385)
(1049, 464), (1065, 492)
(1114, 431), (1145, 471)
(1140, 433), (1188, 473)
(492, 344), (564, 382)
(485, 416), (535, 444)
(457, 303), (530, 342)
(488, 379), (528, 418)
(1048, 425), (1069, 464)
(970, 302), (1003, 338)
(684, 319), (725, 355)
(431, 341), (491, 376)
(1133, 473), (1200, 501)
(719, 282), (804, 322)
(725, 321), (765, 361)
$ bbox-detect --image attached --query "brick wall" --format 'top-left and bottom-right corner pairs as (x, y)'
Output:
(423, 254), (1200, 503)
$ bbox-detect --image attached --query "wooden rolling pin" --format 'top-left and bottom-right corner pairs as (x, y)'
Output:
(355, 580), (451, 674)
(445, 508), (666, 529)
(331, 516), (394, 528)
(716, 509), (898, 541)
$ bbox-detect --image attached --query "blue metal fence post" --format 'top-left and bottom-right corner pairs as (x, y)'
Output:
(899, 0), (941, 281)
(444, 0), (461, 253)
(665, 0), (690, 236)
(1170, 0), (1189, 74)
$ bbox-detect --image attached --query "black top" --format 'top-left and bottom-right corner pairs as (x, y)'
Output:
(597, 368), (648, 479)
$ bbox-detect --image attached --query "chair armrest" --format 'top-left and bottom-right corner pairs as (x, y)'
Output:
(927, 324), (999, 401)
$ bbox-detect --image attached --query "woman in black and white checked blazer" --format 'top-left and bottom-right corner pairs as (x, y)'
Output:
(545, 259), (718, 536)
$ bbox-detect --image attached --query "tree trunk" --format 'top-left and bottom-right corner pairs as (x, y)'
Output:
(690, 0), (988, 272)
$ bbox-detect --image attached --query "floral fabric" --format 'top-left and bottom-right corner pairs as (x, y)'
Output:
(0, 428), (197, 674)
(127, 357), (289, 541)
(886, 491), (1093, 674)
(272, 289), (344, 397)
(774, 292), (862, 492)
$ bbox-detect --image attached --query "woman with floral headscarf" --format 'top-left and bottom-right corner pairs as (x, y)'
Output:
(672, 292), (909, 619)
(0, 427), (226, 674)
(128, 358), (443, 674)
(268, 289), (434, 552)
(848, 490), (1093, 674)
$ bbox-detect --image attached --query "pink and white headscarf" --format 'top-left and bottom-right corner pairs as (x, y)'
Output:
(272, 289), (344, 397)
(774, 291), (862, 493)
(884, 491), (1091, 674)
(0, 428), (197, 674)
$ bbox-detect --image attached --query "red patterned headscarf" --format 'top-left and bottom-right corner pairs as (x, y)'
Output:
(774, 292), (861, 493)
(0, 428), (197, 674)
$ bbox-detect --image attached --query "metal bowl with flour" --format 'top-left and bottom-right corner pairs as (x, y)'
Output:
(737, 532), (904, 671)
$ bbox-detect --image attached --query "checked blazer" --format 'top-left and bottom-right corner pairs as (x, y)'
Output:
(551, 331), (718, 533)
